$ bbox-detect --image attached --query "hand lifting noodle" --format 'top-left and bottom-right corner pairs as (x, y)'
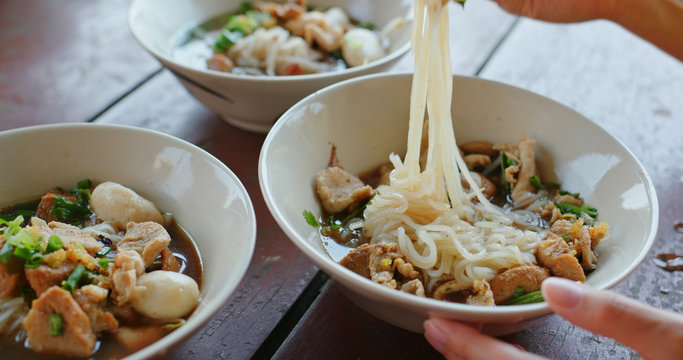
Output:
(312, 0), (609, 306)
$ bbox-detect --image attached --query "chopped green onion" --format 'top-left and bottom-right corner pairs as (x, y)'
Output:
(45, 235), (64, 253)
(504, 290), (544, 305)
(96, 246), (111, 257)
(0, 242), (14, 264)
(499, 151), (512, 193)
(76, 179), (92, 189)
(97, 258), (111, 268)
(13, 244), (34, 262)
(529, 175), (542, 190)
(24, 252), (43, 269)
(49, 313), (64, 336)
(303, 210), (319, 227)
(555, 202), (598, 218)
(61, 264), (85, 292)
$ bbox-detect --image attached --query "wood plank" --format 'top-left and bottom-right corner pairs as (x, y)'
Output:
(479, 18), (683, 358)
(273, 283), (443, 360)
(0, 0), (159, 130)
(391, 0), (517, 74)
(94, 70), (321, 359)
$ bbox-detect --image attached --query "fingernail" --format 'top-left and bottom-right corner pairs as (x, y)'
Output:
(424, 319), (447, 353)
(542, 277), (583, 310)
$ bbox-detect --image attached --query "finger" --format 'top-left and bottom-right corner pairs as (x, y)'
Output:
(424, 318), (546, 360)
(542, 277), (683, 359)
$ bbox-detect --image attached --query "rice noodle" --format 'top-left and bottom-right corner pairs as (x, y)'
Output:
(362, 0), (544, 290)
(0, 297), (26, 336)
(227, 26), (332, 75)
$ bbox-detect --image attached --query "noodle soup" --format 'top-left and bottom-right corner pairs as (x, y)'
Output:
(172, 0), (405, 76)
(0, 180), (203, 359)
(303, 0), (609, 307)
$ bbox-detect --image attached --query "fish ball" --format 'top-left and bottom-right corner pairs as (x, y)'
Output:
(130, 271), (199, 320)
(90, 182), (163, 230)
(341, 28), (385, 67)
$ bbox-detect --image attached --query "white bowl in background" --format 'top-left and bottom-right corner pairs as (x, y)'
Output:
(0, 123), (256, 359)
(129, 0), (413, 133)
(259, 73), (658, 335)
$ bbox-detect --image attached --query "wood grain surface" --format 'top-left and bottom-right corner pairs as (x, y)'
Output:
(0, 0), (680, 359)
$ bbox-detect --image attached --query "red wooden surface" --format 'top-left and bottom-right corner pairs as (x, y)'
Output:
(1, 1), (681, 360)
(0, 0), (159, 130)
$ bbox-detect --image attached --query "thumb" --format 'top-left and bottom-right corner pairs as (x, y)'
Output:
(542, 277), (683, 360)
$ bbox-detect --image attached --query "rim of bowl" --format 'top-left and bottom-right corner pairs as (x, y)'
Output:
(259, 72), (660, 317)
(0, 123), (257, 359)
(128, 0), (413, 83)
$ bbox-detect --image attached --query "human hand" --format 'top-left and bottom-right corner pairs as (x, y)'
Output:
(423, 277), (683, 360)
(492, 0), (616, 23)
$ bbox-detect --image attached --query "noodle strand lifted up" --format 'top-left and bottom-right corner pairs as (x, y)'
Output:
(362, 0), (544, 291)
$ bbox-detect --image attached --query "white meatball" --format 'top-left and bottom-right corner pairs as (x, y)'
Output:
(341, 28), (385, 67)
(130, 271), (199, 320)
(323, 7), (350, 28)
(90, 182), (163, 230)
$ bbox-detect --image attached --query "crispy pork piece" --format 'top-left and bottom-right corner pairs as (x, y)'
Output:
(25, 261), (77, 297)
(511, 137), (539, 207)
(340, 243), (422, 290)
(315, 151), (372, 213)
(23, 286), (96, 358)
(536, 233), (586, 282)
(111, 250), (145, 305)
(46, 220), (103, 255)
(489, 265), (549, 304)
(118, 221), (171, 268)
(73, 285), (118, 334)
(466, 280), (495, 306)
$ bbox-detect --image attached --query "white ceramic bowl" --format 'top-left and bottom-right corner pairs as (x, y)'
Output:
(129, 0), (413, 133)
(0, 123), (256, 359)
(259, 73), (659, 335)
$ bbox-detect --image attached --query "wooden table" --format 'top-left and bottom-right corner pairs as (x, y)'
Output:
(1, 1), (681, 359)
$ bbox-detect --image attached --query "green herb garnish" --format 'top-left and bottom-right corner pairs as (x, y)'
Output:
(554, 202), (598, 218)
(529, 175), (542, 190)
(504, 290), (544, 305)
(95, 246), (111, 257)
(303, 210), (320, 227)
(97, 258), (111, 268)
(45, 235), (64, 254)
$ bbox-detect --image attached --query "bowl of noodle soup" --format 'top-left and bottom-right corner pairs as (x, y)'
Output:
(129, 0), (413, 133)
(258, 71), (658, 334)
(0, 123), (256, 358)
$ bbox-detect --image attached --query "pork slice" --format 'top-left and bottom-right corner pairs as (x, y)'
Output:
(160, 247), (181, 272)
(25, 261), (77, 297)
(0, 239), (26, 297)
(118, 221), (171, 268)
(315, 166), (373, 214)
(111, 250), (144, 305)
(340, 243), (412, 290)
(0, 260), (25, 298)
(511, 137), (539, 207)
(578, 227), (598, 270)
(73, 285), (118, 334)
(489, 265), (549, 304)
(536, 233), (586, 282)
(49, 221), (103, 255)
(466, 280), (495, 306)
(23, 286), (96, 358)
(34, 189), (76, 223)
